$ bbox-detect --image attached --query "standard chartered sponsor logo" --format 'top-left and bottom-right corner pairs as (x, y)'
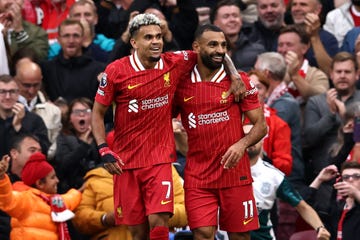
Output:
(188, 113), (196, 128)
(128, 99), (139, 113)
(188, 110), (230, 127)
(128, 94), (169, 113)
(141, 94), (169, 110)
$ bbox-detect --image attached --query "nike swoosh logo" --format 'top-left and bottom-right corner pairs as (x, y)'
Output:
(243, 218), (253, 225)
(184, 96), (195, 102)
(128, 83), (142, 90)
(161, 200), (172, 205)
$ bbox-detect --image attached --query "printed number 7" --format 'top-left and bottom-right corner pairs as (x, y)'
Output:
(162, 181), (171, 199)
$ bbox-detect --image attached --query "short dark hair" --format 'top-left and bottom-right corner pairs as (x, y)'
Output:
(58, 19), (84, 36)
(11, 134), (40, 152)
(209, 0), (246, 23)
(0, 74), (16, 84)
(279, 24), (310, 45)
(331, 51), (358, 71)
(341, 161), (360, 174)
(194, 24), (224, 40)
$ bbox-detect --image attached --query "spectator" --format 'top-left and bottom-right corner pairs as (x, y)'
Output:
(0, 0), (49, 60)
(243, 123), (331, 240)
(39, 0), (76, 44)
(323, 0), (360, 47)
(52, 97), (101, 194)
(49, 0), (116, 62)
(41, 19), (105, 102)
(248, 69), (293, 176)
(0, 133), (41, 240)
(303, 52), (360, 183)
(94, 0), (149, 39)
(15, 58), (62, 143)
(277, 24), (329, 105)
(210, 0), (265, 71)
(333, 161), (360, 240)
(254, 52), (305, 240)
(254, 52), (305, 192)
(341, 26), (360, 54)
(7, 133), (41, 183)
(0, 74), (50, 158)
(290, 0), (339, 75)
(244, 0), (286, 51)
(0, 152), (82, 240)
(303, 52), (360, 234)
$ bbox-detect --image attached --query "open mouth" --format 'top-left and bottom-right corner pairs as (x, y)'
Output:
(79, 120), (85, 125)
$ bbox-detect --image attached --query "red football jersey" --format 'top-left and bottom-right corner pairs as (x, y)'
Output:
(95, 51), (197, 169)
(174, 65), (261, 188)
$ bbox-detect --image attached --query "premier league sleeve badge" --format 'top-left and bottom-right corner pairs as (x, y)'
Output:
(98, 72), (108, 88)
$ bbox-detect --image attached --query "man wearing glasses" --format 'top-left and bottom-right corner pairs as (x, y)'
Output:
(15, 59), (61, 143)
(334, 161), (360, 240)
(0, 74), (50, 158)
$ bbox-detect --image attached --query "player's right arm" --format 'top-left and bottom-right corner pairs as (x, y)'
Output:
(92, 102), (123, 175)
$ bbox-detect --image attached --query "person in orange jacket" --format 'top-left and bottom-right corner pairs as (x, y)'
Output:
(0, 152), (82, 240)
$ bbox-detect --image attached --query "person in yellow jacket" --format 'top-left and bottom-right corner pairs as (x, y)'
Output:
(0, 152), (82, 240)
(73, 164), (187, 240)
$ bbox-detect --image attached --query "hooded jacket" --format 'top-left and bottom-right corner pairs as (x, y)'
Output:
(0, 174), (81, 240)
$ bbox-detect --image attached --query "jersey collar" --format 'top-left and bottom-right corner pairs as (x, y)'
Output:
(190, 64), (226, 83)
(130, 51), (164, 71)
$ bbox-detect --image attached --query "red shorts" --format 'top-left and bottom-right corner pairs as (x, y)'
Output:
(113, 163), (174, 225)
(185, 185), (259, 232)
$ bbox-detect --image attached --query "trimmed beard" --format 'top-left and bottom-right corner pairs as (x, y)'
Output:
(201, 53), (225, 70)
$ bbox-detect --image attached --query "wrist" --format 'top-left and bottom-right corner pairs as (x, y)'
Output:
(316, 225), (324, 233)
(98, 143), (108, 150)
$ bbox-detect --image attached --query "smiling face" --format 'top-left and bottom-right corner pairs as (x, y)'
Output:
(213, 5), (242, 37)
(277, 31), (309, 58)
(0, 80), (19, 112)
(130, 24), (163, 67)
(70, 102), (92, 134)
(37, 170), (59, 194)
(194, 30), (227, 70)
(257, 0), (285, 30)
(291, 0), (321, 24)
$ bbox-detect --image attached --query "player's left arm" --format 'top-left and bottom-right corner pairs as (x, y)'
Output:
(221, 107), (267, 169)
(222, 54), (246, 102)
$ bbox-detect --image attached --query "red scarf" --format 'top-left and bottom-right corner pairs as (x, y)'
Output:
(337, 206), (349, 240)
(38, 194), (72, 240)
(267, 82), (288, 106)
